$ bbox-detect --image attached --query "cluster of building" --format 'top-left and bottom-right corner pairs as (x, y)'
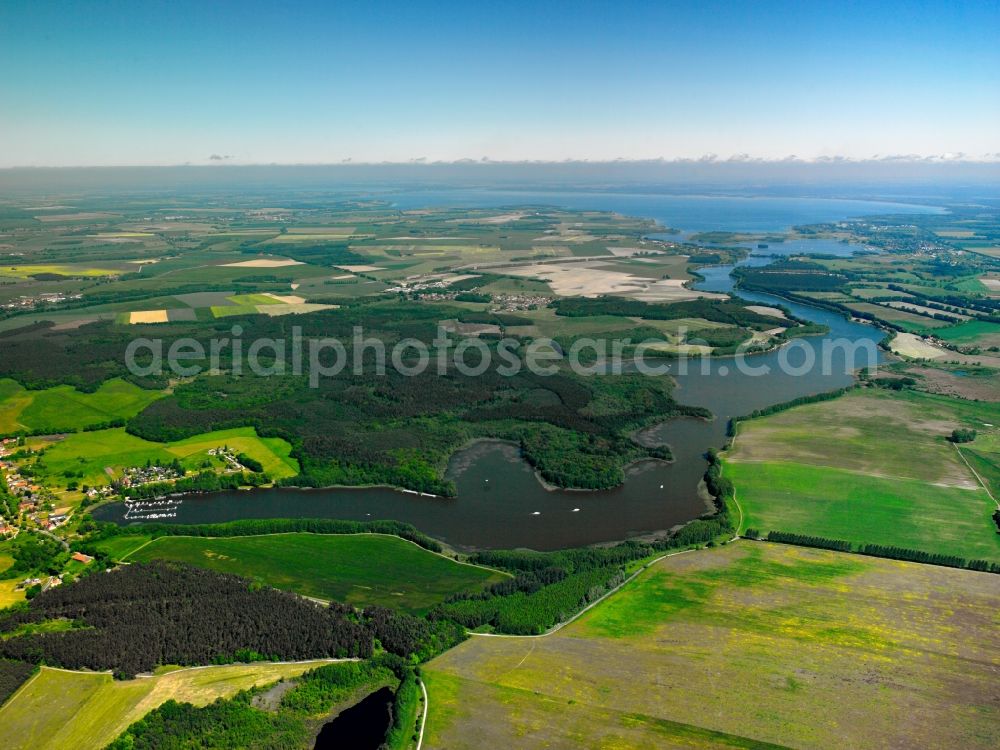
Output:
(2, 440), (73, 532)
(84, 485), (118, 500)
(402, 289), (551, 312)
(388, 279), (469, 295)
(490, 293), (550, 311)
(411, 290), (463, 301)
(17, 575), (63, 593)
(118, 463), (184, 488)
(207, 447), (246, 472)
(1, 291), (82, 311)
(1, 442), (40, 504)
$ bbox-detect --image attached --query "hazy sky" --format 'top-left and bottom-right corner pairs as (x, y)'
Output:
(1, 0), (998, 167)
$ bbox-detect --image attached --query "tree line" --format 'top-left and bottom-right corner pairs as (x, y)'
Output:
(762, 531), (1000, 573)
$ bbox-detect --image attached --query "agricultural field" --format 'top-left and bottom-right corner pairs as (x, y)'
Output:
(933, 320), (1000, 347)
(0, 661), (337, 750)
(888, 331), (946, 359)
(726, 389), (1000, 561)
(424, 543), (1000, 749)
(844, 302), (951, 331)
(0, 378), (164, 435)
(0, 200), (690, 336)
(499, 305), (734, 341)
(123, 532), (507, 614)
(0, 544), (22, 609)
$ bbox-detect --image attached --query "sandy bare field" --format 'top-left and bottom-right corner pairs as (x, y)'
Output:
(453, 212), (525, 224)
(51, 318), (99, 331)
(129, 310), (169, 324)
(891, 332), (946, 359)
(34, 212), (119, 222)
(885, 300), (971, 319)
(631, 279), (726, 302)
(606, 246), (664, 257)
(285, 227), (355, 234)
(257, 303), (338, 316)
(745, 305), (788, 319)
(982, 277), (1000, 294)
(263, 293), (306, 304)
(222, 258), (304, 268)
(334, 265), (384, 272)
(502, 262), (723, 301)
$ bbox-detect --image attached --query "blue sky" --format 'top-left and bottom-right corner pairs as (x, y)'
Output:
(1, 0), (998, 166)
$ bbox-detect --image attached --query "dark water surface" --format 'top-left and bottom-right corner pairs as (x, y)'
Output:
(313, 686), (394, 750)
(94, 193), (916, 550)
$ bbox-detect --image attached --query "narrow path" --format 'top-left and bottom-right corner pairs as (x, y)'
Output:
(730, 488), (744, 540)
(37, 527), (69, 551)
(954, 443), (998, 508)
(416, 677), (429, 750)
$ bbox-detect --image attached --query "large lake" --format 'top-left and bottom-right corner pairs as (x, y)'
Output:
(94, 193), (939, 549)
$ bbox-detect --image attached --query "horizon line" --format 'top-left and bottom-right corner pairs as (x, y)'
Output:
(4, 154), (1000, 171)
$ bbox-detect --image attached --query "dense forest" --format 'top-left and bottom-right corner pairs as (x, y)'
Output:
(0, 298), (710, 492)
(127, 359), (706, 494)
(733, 260), (848, 293)
(0, 562), (374, 677)
(551, 296), (791, 329)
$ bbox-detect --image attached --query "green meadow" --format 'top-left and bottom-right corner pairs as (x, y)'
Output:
(29, 426), (299, 490)
(726, 389), (1000, 561)
(125, 532), (507, 614)
(934, 319), (1000, 346)
(726, 461), (1000, 561)
(0, 378), (164, 435)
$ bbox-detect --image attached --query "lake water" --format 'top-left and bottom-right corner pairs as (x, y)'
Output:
(313, 686), (394, 750)
(93, 193), (926, 549)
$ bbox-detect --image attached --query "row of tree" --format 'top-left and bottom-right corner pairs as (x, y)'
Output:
(762, 531), (1000, 573)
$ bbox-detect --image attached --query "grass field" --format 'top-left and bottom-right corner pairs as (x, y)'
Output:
(501, 306), (733, 341)
(726, 389), (1000, 560)
(727, 462), (1000, 560)
(0, 545), (23, 609)
(29, 426), (299, 491)
(845, 302), (951, 331)
(935, 320), (1000, 346)
(91, 534), (153, 561)
(125, 533), (507, 614)
(0, 378), (164, 435)
(0, 661), (337, 750)
(424, 543), (1000, 749)
(0, 263), (127, 279)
